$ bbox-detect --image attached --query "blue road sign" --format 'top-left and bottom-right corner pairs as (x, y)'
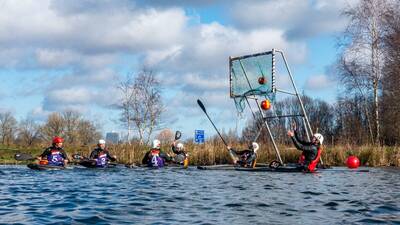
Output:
(195, 130), (205, 144)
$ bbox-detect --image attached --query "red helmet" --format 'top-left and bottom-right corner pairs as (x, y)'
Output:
(52, 136), (64, 144)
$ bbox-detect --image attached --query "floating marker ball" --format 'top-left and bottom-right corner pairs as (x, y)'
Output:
(258, 77), (265, 85)
(260, 99), (271, 110)
(346, 156), (360, 169)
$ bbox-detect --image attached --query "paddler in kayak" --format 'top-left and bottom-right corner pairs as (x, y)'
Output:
(287, 124), (323, 172)
(88, 139), (117, 167)
(171, 141), (189, 167)
(142, 139), (171, 167)
(227, 142), (259, 168)
(37, 136), (69, 167)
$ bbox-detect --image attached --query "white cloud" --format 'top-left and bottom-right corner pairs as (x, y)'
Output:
(0, 0), (345, 134)
(36, 49), (80, 68)
(304, 74), (334, 91)
(230, 0), (351, 40)
(0, 0), (187, 64)
(30, 106), (51, 121)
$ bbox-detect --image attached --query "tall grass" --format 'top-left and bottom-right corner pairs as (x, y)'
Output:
(1, 142), (400, 166)
(106, 142), (400, 166)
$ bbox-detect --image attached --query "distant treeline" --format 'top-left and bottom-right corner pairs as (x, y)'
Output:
(0, 110), (101, 148)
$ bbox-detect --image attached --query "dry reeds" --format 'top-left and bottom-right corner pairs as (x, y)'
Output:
(2, 142), (400, 166)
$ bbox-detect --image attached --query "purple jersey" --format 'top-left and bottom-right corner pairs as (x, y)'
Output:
(96, 152), (108, 167)
(149, 149), (165, 167)
(47, 150), (64, 166)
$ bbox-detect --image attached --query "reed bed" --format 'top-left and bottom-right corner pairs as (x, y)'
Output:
(1, 142), (400, 167)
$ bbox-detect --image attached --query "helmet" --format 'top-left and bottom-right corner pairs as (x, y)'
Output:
(52, 136), (64, 144)
(251, 142), (259, 153)
(153, 139), (161, 149)
(177, 143), (184, 150)
(98, 139), (106, 145)
(313, 133), (324, 145)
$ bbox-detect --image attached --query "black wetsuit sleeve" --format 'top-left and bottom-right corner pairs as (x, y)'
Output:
(142, 151), (150, 164)
(40, 148), (51, 158)
(291, 136), (316, 152)
(106, 151), (116, 161)
(160, 151), (171, 162)
(60, 149), (68, 160)
(89, 150), (97, 159)
(294, 130), (312, 145)
(235, 149), (250, 155)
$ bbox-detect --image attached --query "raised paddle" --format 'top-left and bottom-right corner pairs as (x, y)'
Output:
(14, 153), (36, 161)
(197, 99), (228, 147)
(175, 130), (182, 141)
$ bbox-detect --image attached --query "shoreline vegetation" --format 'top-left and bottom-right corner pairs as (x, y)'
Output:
(1, 142), (400, 167)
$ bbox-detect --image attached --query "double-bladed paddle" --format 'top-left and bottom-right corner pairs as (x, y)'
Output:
(197, 99), (228, 147)
(14, 153), (35, 161)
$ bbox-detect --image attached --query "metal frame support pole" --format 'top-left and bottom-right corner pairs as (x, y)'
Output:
(253, 97), (283, 165)
(238, 58), (284, 165)
(276, 50), (313, 139)
(277, 50), (324, 165)
(272, 49), (276, 93)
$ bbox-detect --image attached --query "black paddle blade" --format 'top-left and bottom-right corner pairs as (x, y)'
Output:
(14, 153), (35, 161)
(72, 153), (85, 160)
(175, 131), (182, 140)
(197, 99), (206, 113)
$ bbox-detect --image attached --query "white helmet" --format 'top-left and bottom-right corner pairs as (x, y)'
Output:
(98, 139), (106, 145)
(177, 143), (184, 150)
(153, 139), (161, 149)
(313, 133), (324, 145)
(251, 142), (259, 153)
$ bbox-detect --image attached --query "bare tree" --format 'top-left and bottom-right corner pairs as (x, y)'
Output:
(41, 112), (65, 142)
(117, 74), (135, 144)
(77, 120), (101, 145)
(117, 68), (164, 145)
(62, 110), (81, 145)
(17, 118), (41, 146)
(0, 111), (17, 146)
(156, 129), (174, 145)
(338, 0), (395, 144)
(382, 4), (400, 145)
(132, 69), (164, 144)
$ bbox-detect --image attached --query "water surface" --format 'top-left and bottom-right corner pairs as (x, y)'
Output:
(0, 166), (399, 224)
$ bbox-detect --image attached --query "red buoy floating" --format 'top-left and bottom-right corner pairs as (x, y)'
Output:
(346, 156), (360, 169)
(260, 99), (271, 110)
(258, 77), (266, 85)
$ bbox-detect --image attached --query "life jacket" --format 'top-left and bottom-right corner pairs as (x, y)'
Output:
(298, 147), (322, 172)
(238, 151), (256, 168)
(307, 147), (322, 172)
(95, 151), (109, 167)
(47, 148), (64, 166)
(39, 160), (48, 165)
(148, 149), (164, 167)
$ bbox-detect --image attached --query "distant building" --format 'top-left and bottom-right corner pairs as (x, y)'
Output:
(106, 132), (119, 144)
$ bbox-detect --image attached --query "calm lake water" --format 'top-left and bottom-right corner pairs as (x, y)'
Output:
(0, 165), (399, 225)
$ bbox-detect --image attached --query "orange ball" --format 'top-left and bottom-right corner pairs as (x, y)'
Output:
(260, 100), (271, 110)
(258, 77), (265, 85)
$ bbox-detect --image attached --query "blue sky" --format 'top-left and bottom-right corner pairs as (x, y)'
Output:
(0, 0), (357, 140)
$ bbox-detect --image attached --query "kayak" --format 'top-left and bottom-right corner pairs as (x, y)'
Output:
(196, 165), (303, 172)
(197, 165), (370, 173)
(125, 156), (189, 169)
(78, 160), (118, 169)
(125, 163), (188, 169)
(27, 163), (66, 171)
